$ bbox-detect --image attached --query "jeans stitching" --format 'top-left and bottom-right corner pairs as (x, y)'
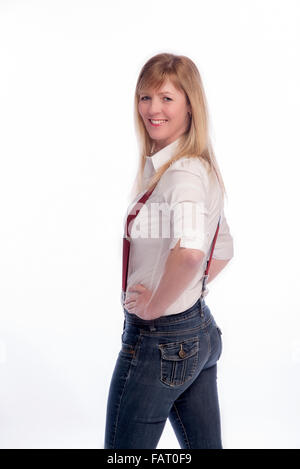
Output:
(120, 343), (135, 355)
(206, 330), (211, 357)
(216, 327), (222, 360)
(160, 349), (199, 387)
(111, 333), (142, 447)
(172, 402), (191, 449)
(139, 317), (212, 336)
(128, 308), (199, 324)
(159, 336), (200, 349)
(132, 333), (143, 363)
(111, 358), (132, 448)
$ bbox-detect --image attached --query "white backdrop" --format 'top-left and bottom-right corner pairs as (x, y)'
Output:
(0, 0), (299, 449)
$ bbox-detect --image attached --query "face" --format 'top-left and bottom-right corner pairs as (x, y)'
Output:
(138, 78), (191, 152)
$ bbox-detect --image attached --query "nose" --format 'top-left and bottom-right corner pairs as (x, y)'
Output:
(147, 97), (163, 116)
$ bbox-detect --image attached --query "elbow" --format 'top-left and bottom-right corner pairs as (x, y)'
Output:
(181, 249), (205, 267)
(171, 239), (205, 266)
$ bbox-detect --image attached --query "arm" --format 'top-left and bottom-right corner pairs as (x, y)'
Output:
(145, 165), (233, 318)
(205, 209), (234, 284)
(146, 217), (234, 318)
(146, 239), (204, 319)
(145, 168), (210, 318)
(206, 258), (231, 284)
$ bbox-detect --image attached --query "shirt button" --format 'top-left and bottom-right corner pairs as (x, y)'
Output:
(178, 349), (186, 358)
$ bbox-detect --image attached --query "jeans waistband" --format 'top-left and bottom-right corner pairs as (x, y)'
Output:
(123, 296), (207, 327)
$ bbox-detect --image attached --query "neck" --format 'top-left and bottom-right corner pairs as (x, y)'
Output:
(150, 144), (162, 155)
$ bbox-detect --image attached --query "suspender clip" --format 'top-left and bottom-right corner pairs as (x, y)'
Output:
(202, 274), (209, 293)
(121, 290), (127, 306)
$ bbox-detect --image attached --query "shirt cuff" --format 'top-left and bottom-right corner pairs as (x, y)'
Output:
(169, 235), (209, 252)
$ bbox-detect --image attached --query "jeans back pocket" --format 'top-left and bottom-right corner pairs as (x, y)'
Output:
(158, 336), (199, 387)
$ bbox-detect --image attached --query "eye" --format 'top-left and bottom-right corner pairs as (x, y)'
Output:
(140, 96), (172, 101)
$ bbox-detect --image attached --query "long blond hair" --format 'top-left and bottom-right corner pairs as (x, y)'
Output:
(130, 53), (227, 203)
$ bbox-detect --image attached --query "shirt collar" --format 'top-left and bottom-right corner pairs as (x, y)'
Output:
(145, 137), (180, 172)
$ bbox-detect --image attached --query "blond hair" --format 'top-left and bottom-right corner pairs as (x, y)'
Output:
(130, 53), (227, 203)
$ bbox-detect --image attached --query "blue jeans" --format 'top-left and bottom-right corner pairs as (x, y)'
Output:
(104, 296), (223, 449)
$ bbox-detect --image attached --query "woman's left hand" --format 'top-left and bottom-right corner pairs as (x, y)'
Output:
(124, 284), (154, 320)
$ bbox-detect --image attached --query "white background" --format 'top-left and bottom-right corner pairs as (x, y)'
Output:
(0, 0), (299, 449)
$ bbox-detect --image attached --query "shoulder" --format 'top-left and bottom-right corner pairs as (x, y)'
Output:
(161, 156), (210, 188)
(171, 156), (210, 175)
(157, 155), (222, 208)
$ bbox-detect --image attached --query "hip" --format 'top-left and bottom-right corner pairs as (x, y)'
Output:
(120, 296), (223, 388)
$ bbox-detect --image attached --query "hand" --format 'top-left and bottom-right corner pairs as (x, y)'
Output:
(124, 284), (156, 320)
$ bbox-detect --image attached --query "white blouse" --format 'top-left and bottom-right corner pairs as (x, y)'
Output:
(122, 137), (234, 316)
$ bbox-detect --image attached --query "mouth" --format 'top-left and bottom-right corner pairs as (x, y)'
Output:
(148, 119), (168, 127)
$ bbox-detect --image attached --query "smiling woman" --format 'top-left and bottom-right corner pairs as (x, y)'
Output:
(104, 52), (234, 450)
(138, 79), (192, 152)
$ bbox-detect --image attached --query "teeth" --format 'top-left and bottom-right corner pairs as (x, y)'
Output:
(150, 119), (167, 124)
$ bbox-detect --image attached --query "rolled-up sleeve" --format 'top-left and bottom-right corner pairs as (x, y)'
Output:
(163, 168), (210, 253)
(212, 207), (234, 260)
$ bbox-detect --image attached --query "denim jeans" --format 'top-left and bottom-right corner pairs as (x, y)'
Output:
(104, 296), (223, 449)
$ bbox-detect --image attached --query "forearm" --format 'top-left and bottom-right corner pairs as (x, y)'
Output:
(147, 245), (203, 319)
(207, 258), (230, 283)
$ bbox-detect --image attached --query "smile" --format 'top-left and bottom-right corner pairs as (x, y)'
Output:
(149, 119), (168, 127)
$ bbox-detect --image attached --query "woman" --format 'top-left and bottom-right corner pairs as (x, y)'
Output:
(104, 53), (234, 449)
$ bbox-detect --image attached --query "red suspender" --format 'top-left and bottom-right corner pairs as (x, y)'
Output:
(122, 186), (156, 294)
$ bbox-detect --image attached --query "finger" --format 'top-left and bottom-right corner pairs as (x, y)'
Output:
(125, 295), (137, 303)
(125, 300), (136, 307)
(126, 305), (135, 314)
(128, 284), (145, 293)
(125, 299), (136, 307)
